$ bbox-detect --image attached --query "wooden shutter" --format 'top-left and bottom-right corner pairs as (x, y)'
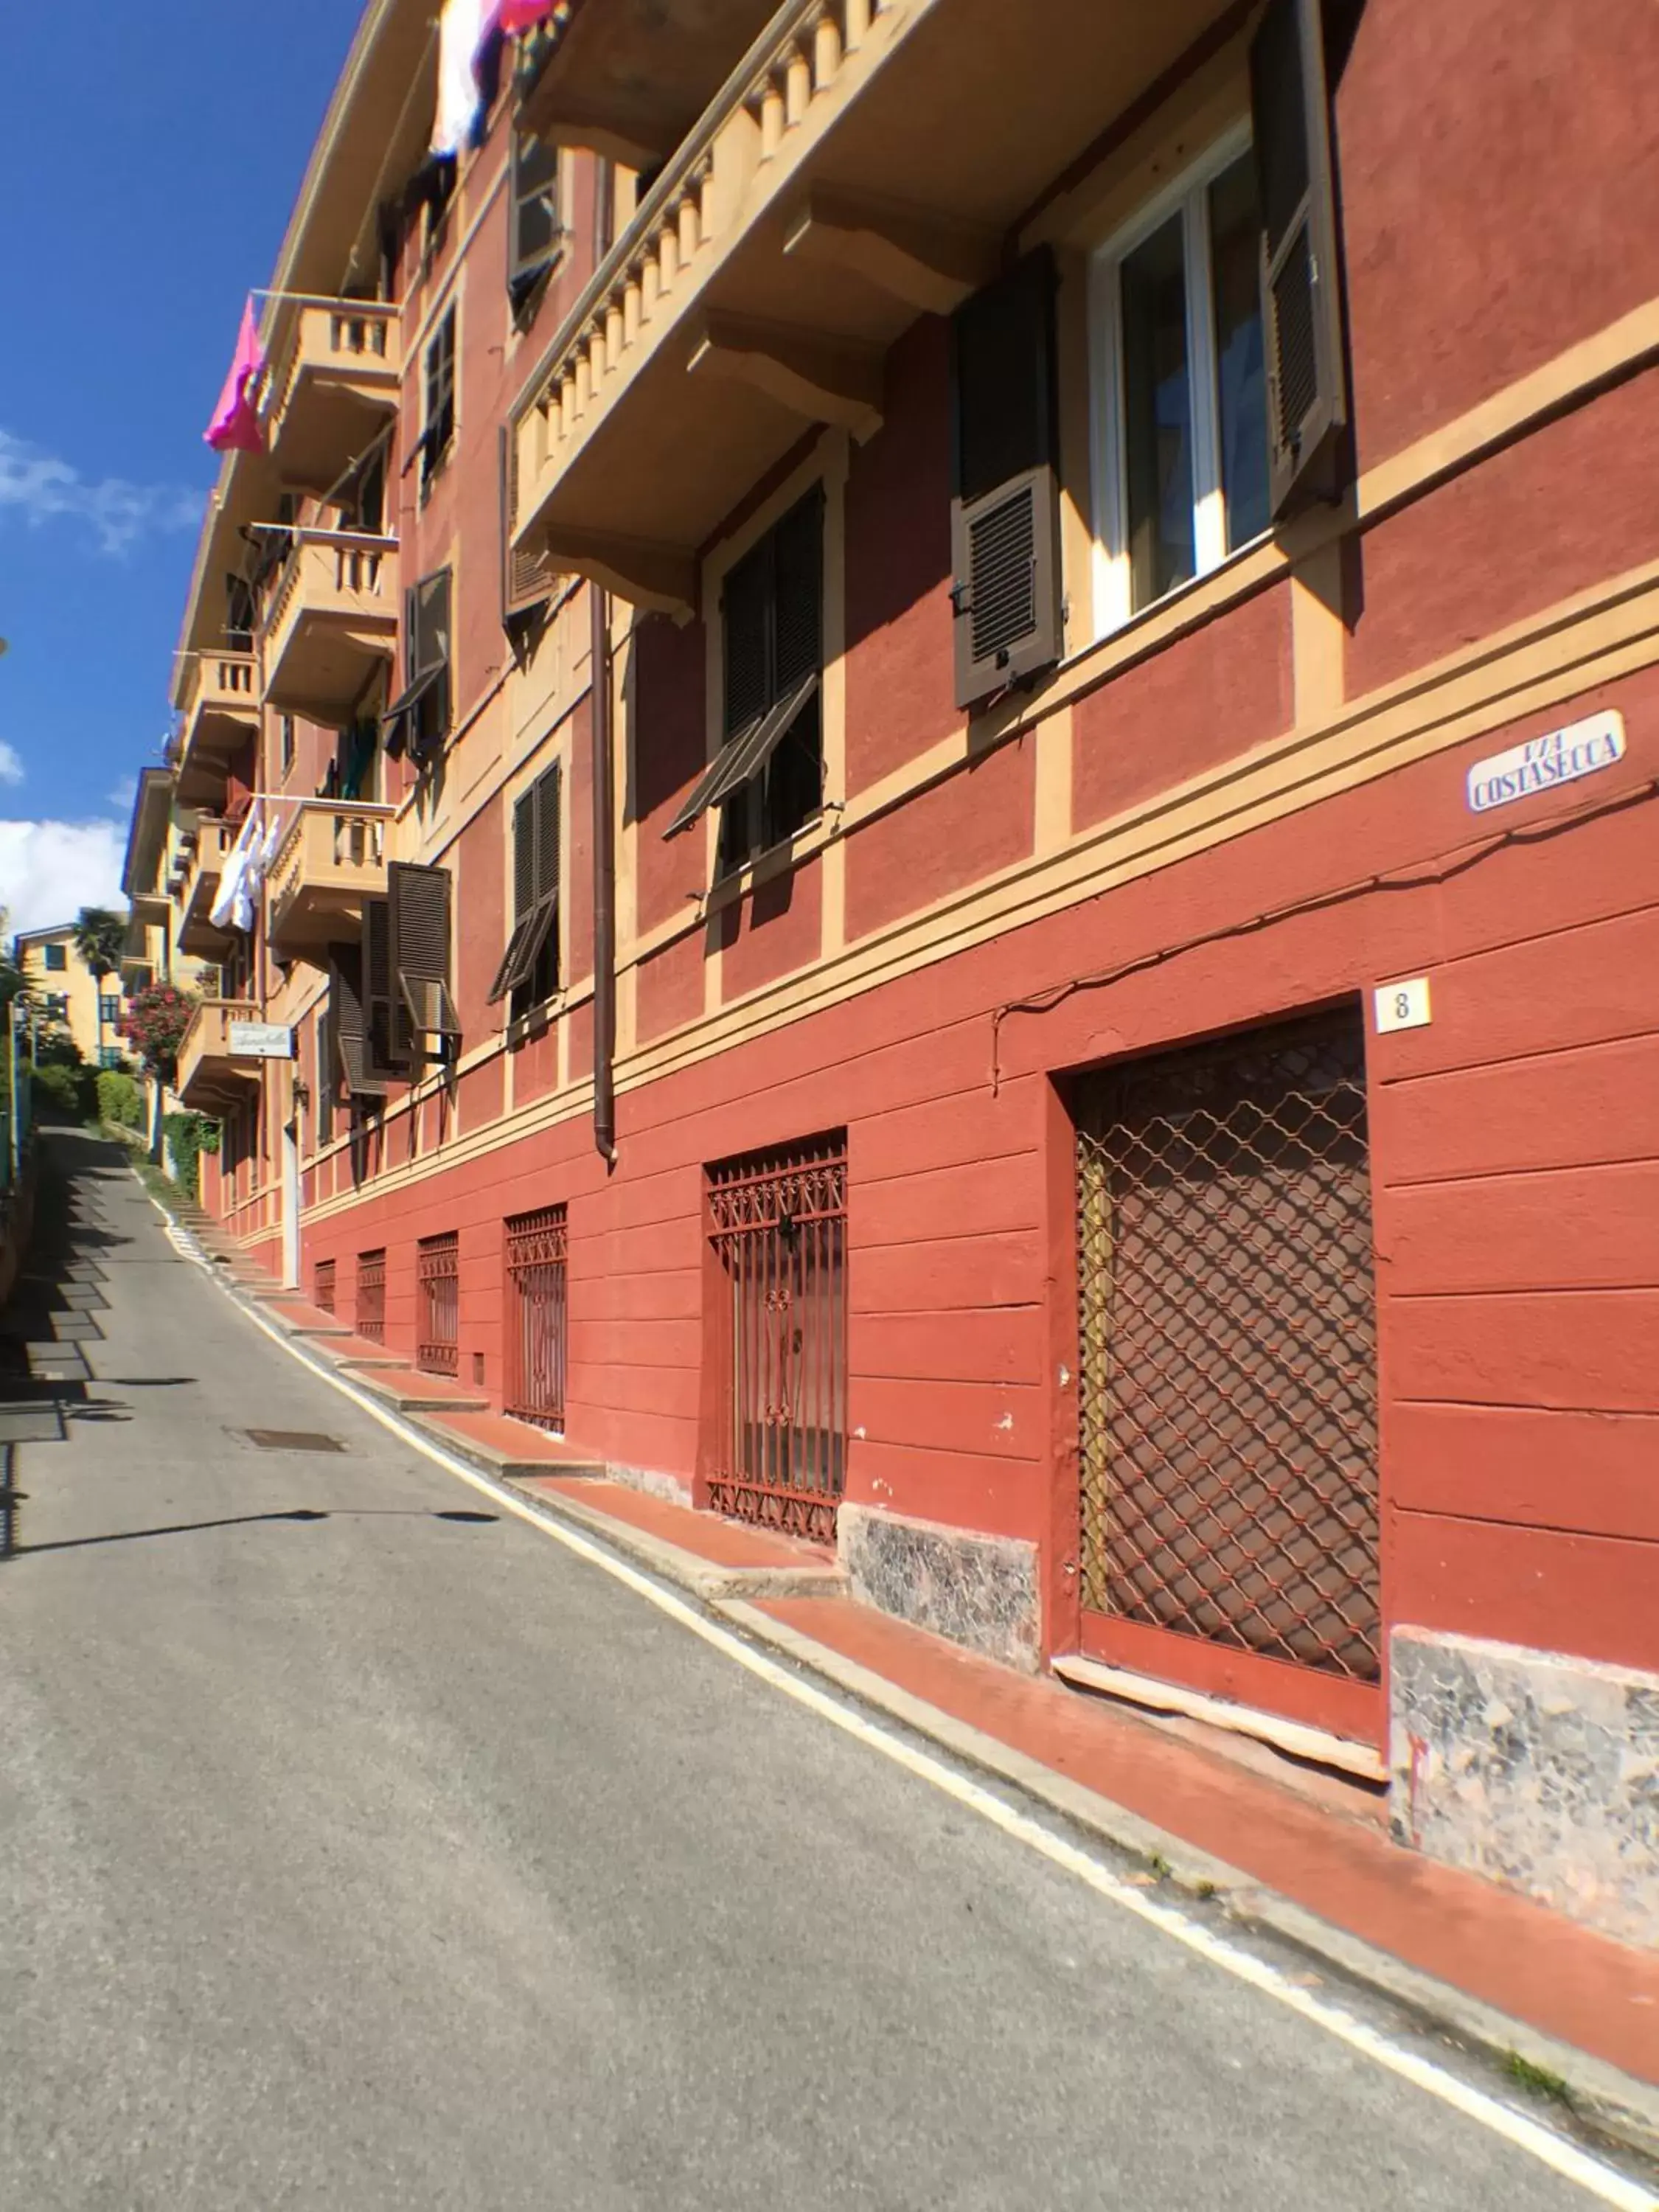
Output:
(389, 860), (460, 1053)
(949, 251), (1062, 709)
(1251, 0), (1347, 517)
(771, 490), (823, 696)
(412, 569), (452, 756)
(330, 939), (386, 1098)
(490, 768), (561, 1004)
(509, 130), (560, 307)
(723, 540), (771, 738)
(500, 423), (554, 624)
(361, 895), (406, 1079)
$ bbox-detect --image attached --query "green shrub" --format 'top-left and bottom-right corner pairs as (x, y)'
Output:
(97, 1069), (145, 1131)
(162, 1111), (218, 1201)
(32, 1061), (98, 1122)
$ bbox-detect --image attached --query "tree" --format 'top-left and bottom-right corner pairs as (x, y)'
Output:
(72, 905), (128, 1057)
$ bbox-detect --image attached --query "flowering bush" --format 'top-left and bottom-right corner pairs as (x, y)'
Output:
(119, 982), (198, 1082)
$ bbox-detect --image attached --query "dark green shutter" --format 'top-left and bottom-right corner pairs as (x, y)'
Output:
(723, 540), (771, 737)
(949, 250), (1062, 709)
(361, 896), (405, 1079)
(1251, 0), (1348, 516)
(389, 860), (460, 1052)
(330, 939), (385, 1099)
(501, 424), (554, 625)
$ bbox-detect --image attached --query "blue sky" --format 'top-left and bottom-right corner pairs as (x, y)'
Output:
(0, 4), (359, 933)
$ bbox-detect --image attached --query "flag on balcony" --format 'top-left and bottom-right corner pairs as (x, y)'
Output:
(432, 1), (563, 156)
(204, 298), (265, 455)
(495, 1), (560, 29)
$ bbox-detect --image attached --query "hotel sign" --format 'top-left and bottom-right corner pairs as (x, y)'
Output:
(228, 1022), (295, 1061)
(1466, 711), (1625, 815)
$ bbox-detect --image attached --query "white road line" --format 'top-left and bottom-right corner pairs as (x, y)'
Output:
(159, 1192), (1658, 2211)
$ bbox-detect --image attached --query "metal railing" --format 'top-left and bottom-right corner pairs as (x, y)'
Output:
(707, 1133), (847, 1545)
(356, 1248), (386, 1343)
(1074, 1007), (1380, 1684)
(417, 1233), (459, 1377)
(314, 1258), (337, 1315)
(504, 1206), (568, 1430)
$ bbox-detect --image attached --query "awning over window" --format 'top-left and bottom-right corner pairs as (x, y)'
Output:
(663, 671), (820, 839)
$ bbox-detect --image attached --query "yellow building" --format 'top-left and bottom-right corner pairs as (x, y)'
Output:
(13, 923), (131, 1069)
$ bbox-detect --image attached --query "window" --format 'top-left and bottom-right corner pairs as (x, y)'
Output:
(383, 568), (451, 762)
(99, 995), (121, 1024)
(280, 714), (296, 778)
(98, 1046), (122, 1071)
(663, 490), (824, 868)
(509, 131), (561, 315)
(43, 943), (66, 972)
(1091, 131), (1269, 628)
(1090, 0), (1348, 628)
(490, 762), (561, 1020)
(421, 307), (456, 490)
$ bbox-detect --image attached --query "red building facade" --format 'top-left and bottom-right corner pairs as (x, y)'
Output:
(167, 0), (1659, 1945)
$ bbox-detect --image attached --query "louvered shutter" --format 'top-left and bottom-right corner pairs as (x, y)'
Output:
(772, 490), (823, 694)
(509, 130), (560, 310)
(1251, 0), (1347, 517)
(949, 250), (1062, 709)
(330, 939), (385, 1098)
(723, 540), (771, 738)
(389, 860), (460, 1054)
(501, 424), (554, 625)
(361, 894), (406, 1079)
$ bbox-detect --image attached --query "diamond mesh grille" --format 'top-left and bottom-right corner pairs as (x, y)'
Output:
(1075, 1008), (1379, 1683)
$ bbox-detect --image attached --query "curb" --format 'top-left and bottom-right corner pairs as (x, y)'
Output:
(154, 1172), (1659, 2172)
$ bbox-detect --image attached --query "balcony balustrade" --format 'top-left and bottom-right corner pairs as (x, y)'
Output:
(262, 530), (397, 727)
(265, 800), (394, 958)
(262, 302), (400, 493)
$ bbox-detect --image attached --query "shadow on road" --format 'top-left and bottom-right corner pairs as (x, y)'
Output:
(1, 1504), (501, 1558)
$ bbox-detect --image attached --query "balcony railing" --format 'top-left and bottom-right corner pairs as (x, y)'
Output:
(265, 800), (394, 957)
(509, 0), (1240, 602)
(175, 998), (263, 1112)
(178, 816), (236, 956)
(174, 650), (258, 807)
(262, 302), (400, 493)
(262, 529), (397, 726)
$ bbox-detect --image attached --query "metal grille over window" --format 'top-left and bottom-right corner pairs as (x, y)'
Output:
(357, 1248), (386, 1344)
(504, 1206), (568, 1430)
(417, 1233), (460, 1377)
(314, 1259), (337, 1315)
(1074, 1009), (1379, 1685)
(707, 1134), (847, 1545)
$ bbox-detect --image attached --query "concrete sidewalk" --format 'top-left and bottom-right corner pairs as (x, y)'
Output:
(175, 1190), (1659, 2163)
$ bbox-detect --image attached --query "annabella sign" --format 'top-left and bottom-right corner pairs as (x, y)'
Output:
(1466, 709), (1626, 814)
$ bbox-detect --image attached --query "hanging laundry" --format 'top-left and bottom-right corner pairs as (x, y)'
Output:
(204, 299), (265, 454)
(495, 1), (561, 30)
(431, 0), (494, 157)
(209, 800), (265, 933)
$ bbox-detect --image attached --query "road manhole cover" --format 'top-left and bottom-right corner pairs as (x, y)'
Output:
(243, 1430), (345, 1454)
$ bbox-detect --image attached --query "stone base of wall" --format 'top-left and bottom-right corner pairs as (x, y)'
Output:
(608, 1461), (693, 1509)
(1391, 1627), (1659, 1951)
(838, 1503), (1040, 1673)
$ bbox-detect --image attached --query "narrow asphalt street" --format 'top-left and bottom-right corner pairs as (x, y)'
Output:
(0, 1135), (1637, 2211)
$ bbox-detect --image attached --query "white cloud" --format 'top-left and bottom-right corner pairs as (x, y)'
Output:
(0, 819), (126, 936)
(0, 741), (22, 787)
(0, 428), (202, 557)
(107, 773), (137, 813)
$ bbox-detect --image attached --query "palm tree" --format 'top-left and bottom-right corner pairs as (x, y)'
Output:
(72, 906), (127, 1060)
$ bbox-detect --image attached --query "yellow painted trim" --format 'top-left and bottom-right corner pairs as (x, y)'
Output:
(1290, 544), (1346, 729)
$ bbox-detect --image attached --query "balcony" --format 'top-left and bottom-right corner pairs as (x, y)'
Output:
(510, 0), (1233, 607)
(174, 650), (258, 810)
(518, 0), (781, 166)
(262, 302), (400, 493)
(176, 1000), (264, 1112)
(265, 800), (393, 958)
(262, 530), (397, 726)
(177, 816), (237, 958)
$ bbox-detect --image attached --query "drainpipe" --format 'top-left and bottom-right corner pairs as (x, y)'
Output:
(591, 153), (618, 1170)
(591, 575), (617, 1169)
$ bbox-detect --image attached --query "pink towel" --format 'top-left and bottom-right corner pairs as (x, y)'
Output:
(204, 299), (265, 454)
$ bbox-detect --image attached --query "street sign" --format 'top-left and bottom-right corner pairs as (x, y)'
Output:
(1465, 710), (1625, 814)
(228, 1022), (295, 1060)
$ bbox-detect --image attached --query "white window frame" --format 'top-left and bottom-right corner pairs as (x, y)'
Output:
(1088, 119), (1262, 641)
